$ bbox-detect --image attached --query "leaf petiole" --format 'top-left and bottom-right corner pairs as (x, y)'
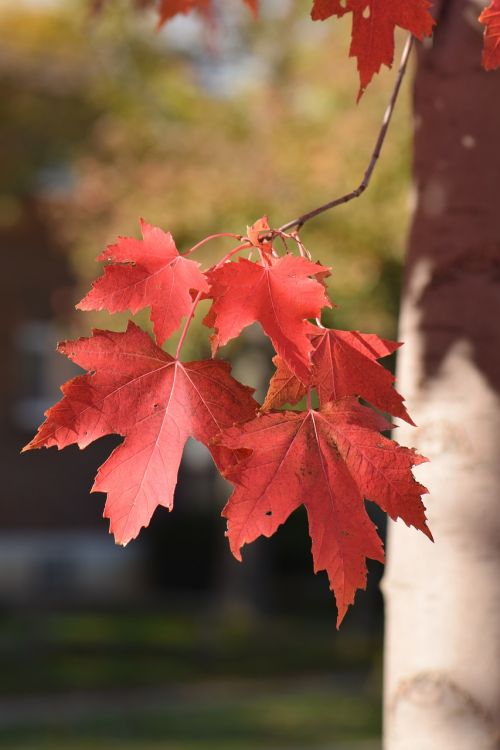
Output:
(175, 241), (251, 359)
(216, 242), (252, 267)
(183, 232), (243, 256)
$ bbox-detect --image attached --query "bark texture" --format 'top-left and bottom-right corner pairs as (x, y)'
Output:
(383, 1), (500, 748)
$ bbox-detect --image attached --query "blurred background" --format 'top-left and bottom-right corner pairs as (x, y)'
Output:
(0, 0), (413, 747)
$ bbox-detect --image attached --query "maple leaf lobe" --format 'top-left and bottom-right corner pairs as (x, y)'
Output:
(311, 0), (435, 97)
(77, 220), (209, 345)
(205, 254), (331, 382)
(25, 322), (258, 545)
(219, 399), (429, 626)
(263, 327), (413, 424)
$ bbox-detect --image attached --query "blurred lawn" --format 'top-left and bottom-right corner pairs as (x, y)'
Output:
(0, 683), (381, 749)
(0, 608), (381, 749)
(0, 609), (381, 693)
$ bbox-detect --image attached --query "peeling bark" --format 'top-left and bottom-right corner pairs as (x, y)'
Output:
(383, 1), (500, 747)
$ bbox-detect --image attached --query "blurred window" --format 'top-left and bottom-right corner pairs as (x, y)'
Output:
(11, 320), (76, 433)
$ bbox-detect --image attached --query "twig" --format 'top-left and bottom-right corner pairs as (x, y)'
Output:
(279, 35), (414, 233)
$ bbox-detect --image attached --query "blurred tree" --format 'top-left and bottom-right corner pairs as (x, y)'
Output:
(0, 0), (413, 356)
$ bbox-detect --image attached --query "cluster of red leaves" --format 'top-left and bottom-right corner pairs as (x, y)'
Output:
(154, 0), (500, 96)
(25, 218), (430, 625)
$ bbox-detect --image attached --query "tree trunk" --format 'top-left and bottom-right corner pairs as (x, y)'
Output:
(383, 1), (500, 748)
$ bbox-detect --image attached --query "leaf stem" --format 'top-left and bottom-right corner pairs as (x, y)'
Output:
(307, 387), (313, 411)
(215, 243), (252, 269)
(175, 241), (250, 360)
(184, 232), (243, 256)
(175, 291), (203, 359)
(278, 34), (414, 232)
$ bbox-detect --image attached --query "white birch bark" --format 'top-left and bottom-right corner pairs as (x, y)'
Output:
(383, 1), (500, 747)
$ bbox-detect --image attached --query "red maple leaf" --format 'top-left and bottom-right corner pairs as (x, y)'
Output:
(157, 0), (257, 27)
(77, 220), (209, 346)
(480, 0), (500, 70)
(218, 398), (430, 625)
(263, 327), (412, 423)
(204, 255), (331, 382)
(245, 216), (274, 255)
(24, 322), (258, 545)
(311, 0), (435, 97)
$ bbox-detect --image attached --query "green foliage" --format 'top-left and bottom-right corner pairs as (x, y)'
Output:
(0, 1), (411, 347)
(0, 609), (381, 749)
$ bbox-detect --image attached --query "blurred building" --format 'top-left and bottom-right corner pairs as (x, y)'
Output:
(0, 198), (148, 606)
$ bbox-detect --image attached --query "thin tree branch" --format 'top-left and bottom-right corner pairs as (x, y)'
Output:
(279, 35), (414, 233)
